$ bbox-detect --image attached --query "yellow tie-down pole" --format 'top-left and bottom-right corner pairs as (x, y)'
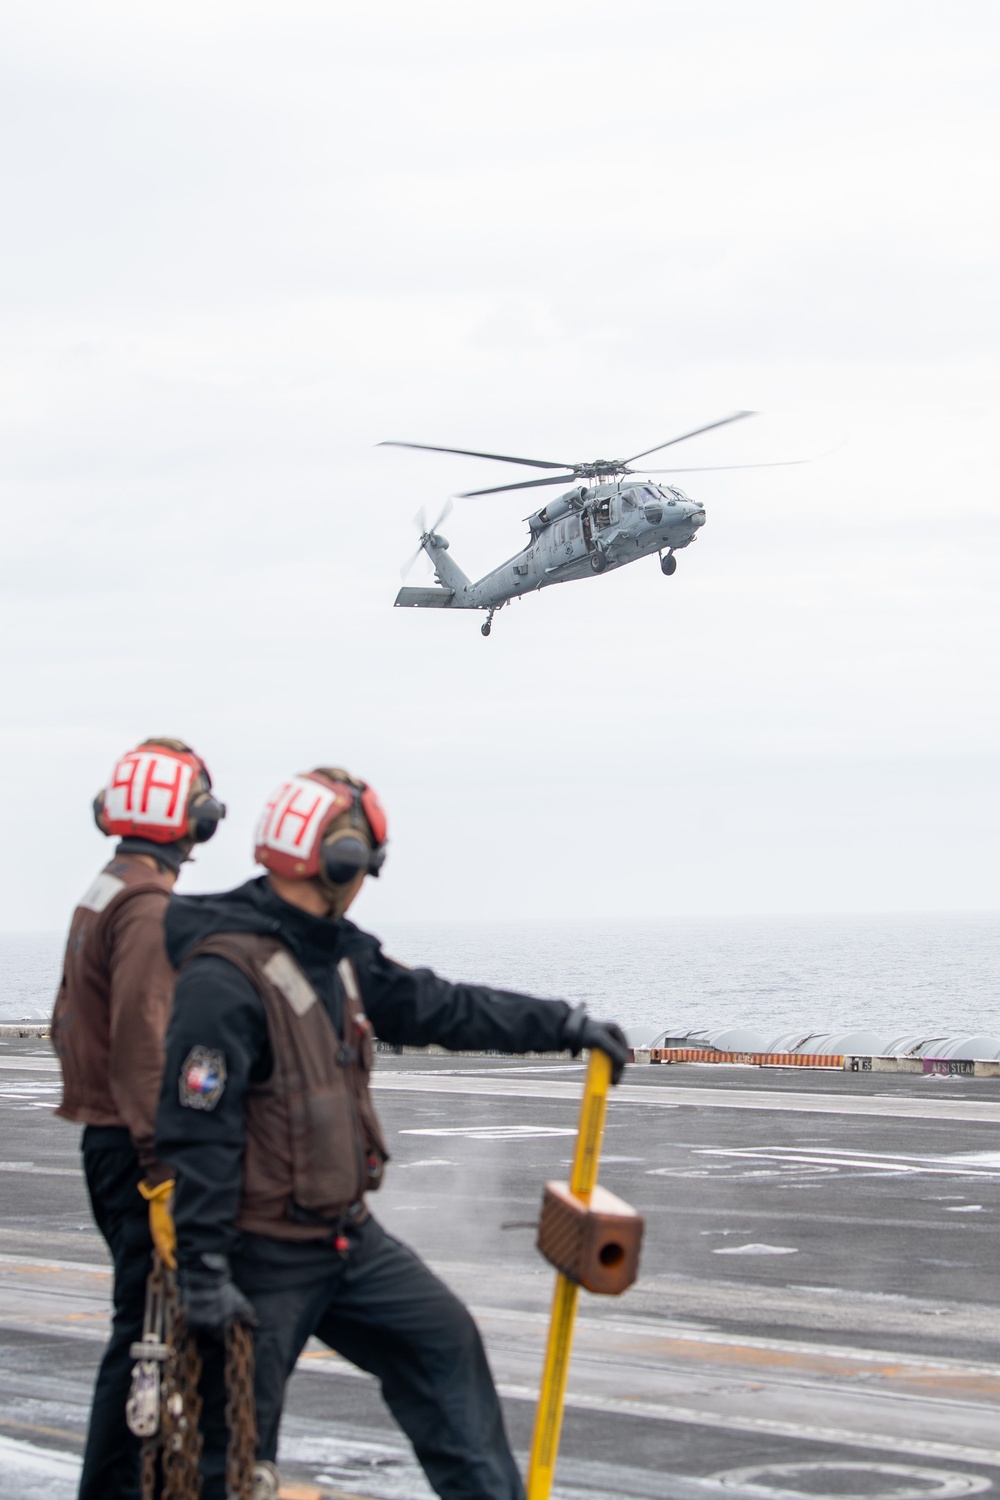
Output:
(526, 1049), (644, 1500)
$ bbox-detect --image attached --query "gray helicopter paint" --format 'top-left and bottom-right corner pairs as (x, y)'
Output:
(394, 480), (705, 618)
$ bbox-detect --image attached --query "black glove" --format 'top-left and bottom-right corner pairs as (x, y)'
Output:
(179, 1253), (258, 1337)
(561, 1008), (630, 1084)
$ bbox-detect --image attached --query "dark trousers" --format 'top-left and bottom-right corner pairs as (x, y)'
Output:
(79, 1128), (152, 1500)
(79, 1128), (227, 1500)
(231, 1216), (525, 1500)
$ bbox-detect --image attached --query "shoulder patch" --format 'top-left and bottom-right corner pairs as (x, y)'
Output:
(179, 1046), (227, 1110)
(262, 949), (317, 1017)
(78, 873), (126, 914)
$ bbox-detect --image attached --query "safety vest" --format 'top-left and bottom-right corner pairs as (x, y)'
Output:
(183, 933), (389, 1241)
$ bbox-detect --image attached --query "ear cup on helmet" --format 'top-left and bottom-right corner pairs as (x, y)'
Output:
(189, 792), (227, 844)
(321, 780), (386, 883)
(322, 833), (372, 887)
(92, 791), (108, 834)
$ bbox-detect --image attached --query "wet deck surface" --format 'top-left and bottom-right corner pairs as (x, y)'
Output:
(4, 1038), (1000, 1498)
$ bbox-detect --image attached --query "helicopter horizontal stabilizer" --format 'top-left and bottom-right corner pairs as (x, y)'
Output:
(394, 586), (456, 608)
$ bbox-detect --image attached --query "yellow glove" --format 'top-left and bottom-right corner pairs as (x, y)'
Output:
(139, 1178), (177, 1270)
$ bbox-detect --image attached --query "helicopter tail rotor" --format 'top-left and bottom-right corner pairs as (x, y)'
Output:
(399, 499), (454, 579)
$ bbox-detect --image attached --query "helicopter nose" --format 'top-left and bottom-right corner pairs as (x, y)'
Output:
(692, 507), (706, 528)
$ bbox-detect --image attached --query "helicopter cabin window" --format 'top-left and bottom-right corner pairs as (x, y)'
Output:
(566, 516), (580, 539)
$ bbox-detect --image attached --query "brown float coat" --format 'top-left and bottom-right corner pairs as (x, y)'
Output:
(51, 854), (175, 1174)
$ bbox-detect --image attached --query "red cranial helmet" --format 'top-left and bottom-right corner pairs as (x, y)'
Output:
(93, 739), (225, 845)
(254, 768), (387, 888)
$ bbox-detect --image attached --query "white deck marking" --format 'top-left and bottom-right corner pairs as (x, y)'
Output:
(6, 1253), (1000, 1474)
(691, 1145), (1000, 1179)
(290, 1352), (1000, 1470)
(711, 1460), (990, 1498)
(0, 1434), (81, 1500)
(400, 1124), (576, 1140)
(0, 1162), (78, 1177)
(712, 1243), (799, 1256)
(10, 1050), (1000, 1121)
(494, 1382), (1000, 1469)
(372, 1071), (1000, 1124)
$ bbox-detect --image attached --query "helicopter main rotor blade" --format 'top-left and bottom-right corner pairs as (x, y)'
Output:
(625, 411), (756, 465)
(637, 455), (820, 475)
(458, 472), (578, 498)
(429, 497), (454, 532)
(379, 441), (574, 471)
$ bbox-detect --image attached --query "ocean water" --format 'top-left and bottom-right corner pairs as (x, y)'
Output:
(5, 913), (998, 1042)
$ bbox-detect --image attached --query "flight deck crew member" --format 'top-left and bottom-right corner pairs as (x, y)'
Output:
(155, 767), (629, 1500)
(50, 738), (226, 1500)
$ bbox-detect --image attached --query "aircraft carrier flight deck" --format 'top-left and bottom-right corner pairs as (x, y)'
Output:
(4, 1037), (1000, 1500)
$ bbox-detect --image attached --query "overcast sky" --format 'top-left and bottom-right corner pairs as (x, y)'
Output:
(1, 1), (998, 930)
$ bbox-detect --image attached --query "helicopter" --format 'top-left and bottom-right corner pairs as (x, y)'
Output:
(385, 412), (802, 637)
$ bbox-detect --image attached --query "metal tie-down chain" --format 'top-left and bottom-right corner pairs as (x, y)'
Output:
(160, 1301), (204, 1500)
(128, 1255), (258, 1500)
(224, 1320), (257, 1500)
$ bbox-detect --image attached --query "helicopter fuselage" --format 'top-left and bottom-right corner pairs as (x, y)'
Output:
(398, 480), (705, 614)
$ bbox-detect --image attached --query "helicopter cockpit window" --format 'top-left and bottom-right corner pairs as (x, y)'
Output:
(643, 501), (663, 525)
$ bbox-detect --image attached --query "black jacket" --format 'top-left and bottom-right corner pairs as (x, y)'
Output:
(155, 878), (573, 1263)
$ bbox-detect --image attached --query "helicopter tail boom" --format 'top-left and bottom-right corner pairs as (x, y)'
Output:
(423, 537), (472, 595)
(394, 530), (478, 607)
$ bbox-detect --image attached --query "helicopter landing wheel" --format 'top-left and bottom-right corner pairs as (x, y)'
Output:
(660, 553), (677, 576)
(481, 621), (491, 637)
(590, 550), (607, 573)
